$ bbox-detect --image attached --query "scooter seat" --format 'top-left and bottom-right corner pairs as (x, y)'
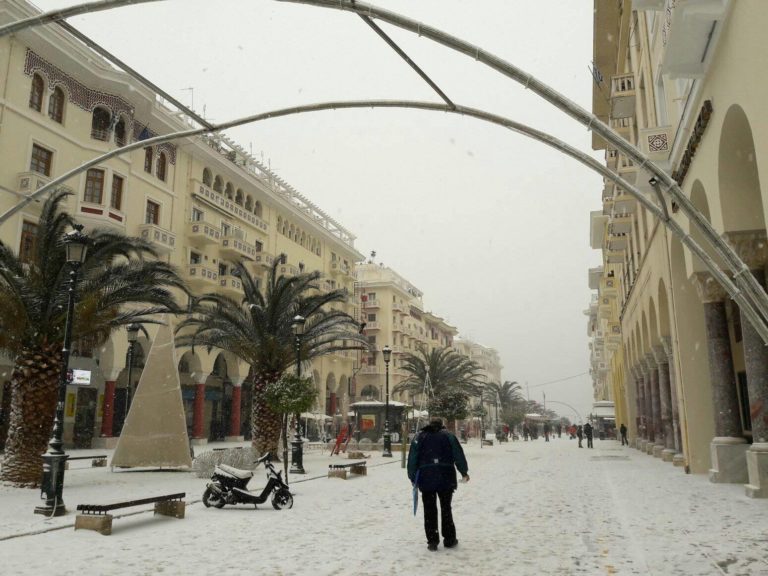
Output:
(218, 463), (254, 479)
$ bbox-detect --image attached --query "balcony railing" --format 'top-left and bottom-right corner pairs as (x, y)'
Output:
(187, 220), (221, 245)
(138, 223), (176, 254)
(219, 276), (243, 295)
(220, 234), (256, 260)
(17, 171), (50, 196)
(610, 74), (636, 120)
(193, 180), (269, 234)
(186, 265), (218, 289)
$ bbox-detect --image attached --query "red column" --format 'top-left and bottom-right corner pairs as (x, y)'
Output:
(229, 385), (242, 437)
(100, 380), (116, 436)
(193, 383), (206, 439)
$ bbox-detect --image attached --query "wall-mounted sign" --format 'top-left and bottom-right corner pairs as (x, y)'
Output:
(67, 369), (92, 386)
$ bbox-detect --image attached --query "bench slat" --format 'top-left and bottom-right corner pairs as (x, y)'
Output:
(77, 493), (186, 514)
(68, 455), (107, 461)
(329, 461), (366, 469)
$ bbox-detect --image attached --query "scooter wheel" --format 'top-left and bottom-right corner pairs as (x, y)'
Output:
(203, 487), (226, 509)
(271, 488), (293, 510)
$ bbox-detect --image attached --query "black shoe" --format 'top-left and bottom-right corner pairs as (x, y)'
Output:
(444, 539), (458, 548)
(427, 542), (439, 551)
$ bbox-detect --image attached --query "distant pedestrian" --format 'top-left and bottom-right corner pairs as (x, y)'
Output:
(557, 424), (562, 438)
(543, 422), (551, 442)
(576, 425), (583, 448)
(620, 423), (628, 446)
(407, 418), (469, 552)
(584, 422), (594, 449)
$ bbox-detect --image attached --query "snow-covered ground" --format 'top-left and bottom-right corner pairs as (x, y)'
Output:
(2, 437), (767, 575)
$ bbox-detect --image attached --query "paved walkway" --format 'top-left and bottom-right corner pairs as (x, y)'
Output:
(1, 437), (767, 575)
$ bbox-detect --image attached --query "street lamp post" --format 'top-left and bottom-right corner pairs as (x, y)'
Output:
(35, 225), (89, 516)
(290, 315), (306, 475)
(382, 345), (392, 457)
(122, 323), (141, 431)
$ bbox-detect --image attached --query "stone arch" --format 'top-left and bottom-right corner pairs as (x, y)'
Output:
(718, 104), (765, 232)
(689, 180), (717, 273)
(245, 194), (253, 211)
(202, 167), (212, 186)
(235, 188), (244, 206)
(254, 201), (263, 218)
(647, 296), (660, 348)
(225, 182), (234, 200)
(178, 350), (202, 385)
(641, 311), (649, 358)
(213, 175), (223, 193)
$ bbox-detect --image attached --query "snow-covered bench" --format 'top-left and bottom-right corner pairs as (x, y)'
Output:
(328, 461), (367, 480)
(74, 492), (186, 535)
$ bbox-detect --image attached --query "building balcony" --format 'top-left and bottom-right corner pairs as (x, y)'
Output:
(588, 266), (603, 290)
(186, 265), (219, 291)
(277, 263), (299, 276)
(330, 261), (351, 277)
(607, 233), (628, 251)
(661, 0), (728, 79)
(359, 365), (381, 375)
(219, 276), (243, 297)
(605, 149), (618, 170)
(600, 275), (619, 296)
(17, 171), (51, 196)
(609, 74), (636, 120)
(598, 296), (614, 320)
(220, 233), (256, 260)
(612, 192), (637, 215)
(392, 302), (408, 313)
(610, 117), (636, 144)
(606, 321), (622, 343)
(138, 223), (176, 254)
(609, 214), (633, 235)
(192, 180), (269, 234)
(392, 324), (404, 333)
(363, 299), (380, 309)
(363, 321), (381, 331)
(186, 220), (221, 246)
(590, 210), (608, 250)
(253, 251), (276, 268)
(606, 250), (625, 264)
(617, 154), (637, 184)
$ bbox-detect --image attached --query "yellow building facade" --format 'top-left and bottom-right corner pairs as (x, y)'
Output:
(0, 0), (362, 448)
(589, 0), (768, 497)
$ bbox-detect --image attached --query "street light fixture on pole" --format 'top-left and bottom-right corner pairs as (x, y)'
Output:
(122, 323), (141, 431)
(35, 224), (89, 517)
(290, 315), (306, 475)
(382, 345), (392, 457)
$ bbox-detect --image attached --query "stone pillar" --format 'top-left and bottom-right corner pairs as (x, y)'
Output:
(639, 358), (654, 454)
(653, 345), (675, 461)
(634, 364), (647, 451)
(191, 382), (207, 445)
(695, 272), (748, 483)
(646, 353), (664, 456)
(629, 365), (641, 445)
(226, 380), (244, 442)
(661, 336), (685, 466)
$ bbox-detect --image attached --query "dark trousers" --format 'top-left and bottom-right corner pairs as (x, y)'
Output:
(422, 490), (456, 544)
(587, 436), (593, 448)
(621, 433), (628, 445)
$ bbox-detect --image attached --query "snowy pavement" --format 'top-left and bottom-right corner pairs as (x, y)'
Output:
(1, 437), (768, 575)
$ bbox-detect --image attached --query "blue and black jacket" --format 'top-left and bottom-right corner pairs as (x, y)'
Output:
(407, 422), (468, 493)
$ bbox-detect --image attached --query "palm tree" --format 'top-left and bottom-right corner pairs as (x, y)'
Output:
(395, 345), (484, 397)
(176, 257), (366, 457)
(0, 190), (187, 486)
(395, 346), (484, 429)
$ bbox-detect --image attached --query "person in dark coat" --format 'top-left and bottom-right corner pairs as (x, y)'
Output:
(407, 418), (469, 551)
(620, 423), (628, 446)
(584, 422), (594, 448)
(576, 425), (583, 448)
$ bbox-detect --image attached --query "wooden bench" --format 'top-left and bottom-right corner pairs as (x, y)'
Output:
(75, 492), (186, 535)
(65, 455), (107, 469)
(328, 461), (367, 480)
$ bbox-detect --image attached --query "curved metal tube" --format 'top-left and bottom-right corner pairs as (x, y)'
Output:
(2, 98), (765, 342)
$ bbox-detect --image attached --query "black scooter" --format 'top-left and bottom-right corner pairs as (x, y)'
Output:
(202, 452), (293, 510)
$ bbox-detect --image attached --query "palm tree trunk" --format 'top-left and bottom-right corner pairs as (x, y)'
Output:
(0, 345), (61, 487)
(250, 371), (283, 459)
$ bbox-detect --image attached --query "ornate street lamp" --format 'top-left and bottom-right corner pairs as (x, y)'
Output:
(35, 224), (89, 516)
(122, 323), (141, 431)
(290, 315), (306, 475)
(382, 345), (392, 457)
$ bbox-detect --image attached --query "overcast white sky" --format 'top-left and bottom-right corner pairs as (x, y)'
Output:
(32, 0), (604, 422)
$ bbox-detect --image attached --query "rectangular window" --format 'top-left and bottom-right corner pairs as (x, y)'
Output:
(145, 200), (160, 225)
(191, 208), (204, 222)
(19, 221), (38, 264)
(110, 175), (124, 210)
(30, 144), (53, 176)
(189, 251), (201, 265)
(367, 335), (377, 345)
(83, 169), (104, 204)
(368, 292), (376, 300)
(254, 240), (263, 252)
(367, 314), (377, 322)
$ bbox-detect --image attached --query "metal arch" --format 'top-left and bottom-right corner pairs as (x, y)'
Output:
(2, 98), (766, 343)
(0, 0), (161, 37)
(1, 0), (766, 333)
(275, 0), (768, 332)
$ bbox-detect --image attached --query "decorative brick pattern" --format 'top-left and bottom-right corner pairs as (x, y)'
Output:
(647, 132), (668, 153)
(24, 49), (176, 165)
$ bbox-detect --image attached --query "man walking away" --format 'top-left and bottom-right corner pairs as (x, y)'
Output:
(620, 423), (628, 446)
(584, 422), (594, 449)
(576, 425), (583, 448)
(408, 418), (469, 551)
